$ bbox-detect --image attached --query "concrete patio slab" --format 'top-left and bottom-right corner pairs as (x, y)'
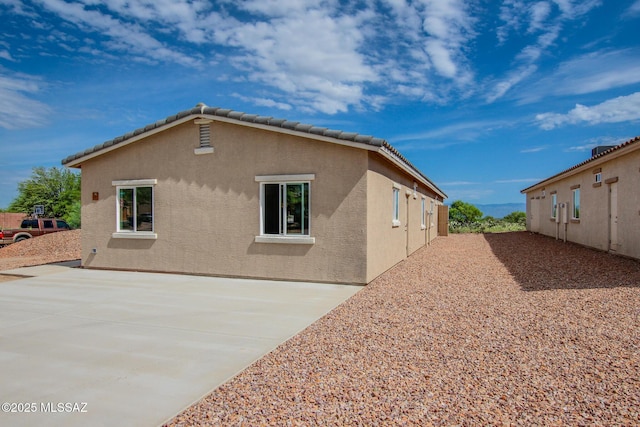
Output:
(0, 268), (360, 427)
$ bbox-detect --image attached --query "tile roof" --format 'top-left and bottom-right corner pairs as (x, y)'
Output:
(521, 135), (640, 193)
(62, 105), (385, 165)
(61, 104), (446, 198)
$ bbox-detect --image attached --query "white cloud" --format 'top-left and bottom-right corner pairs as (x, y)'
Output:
(490, 0), (601, 102)
(486, 64), (537, 103)
(0, 0), (38, 17)
(440, 181), (479, 186)
(564, 143), (597, 152)
(217, 8), (376, 114)
(394, 119), (503, 143)
(0, 71), (51, 129)
(232, 93), (292, 111)
(528, 2), (552, 32)
(515, 49), (640, 103)
(424, 39), (456, 78)
(520, 146), (547, 153)
(565, 135), (629, 151)
(0, 50), (14, 61)
(421, 0), (476, 82)
(536, 92), (640, 130)
(13, 0), (484, 114)
(443, 188), (495, 201)
(627, 0), (640, 16)
(36, 0), (202, 67)
(239, 0), (335, 17)
(494, 178), (542, 183)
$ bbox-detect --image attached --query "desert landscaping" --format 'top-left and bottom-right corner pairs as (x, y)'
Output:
(1, 231), (638, 426)
(0, 230), (80, 277)
(165, 232), (640, 426)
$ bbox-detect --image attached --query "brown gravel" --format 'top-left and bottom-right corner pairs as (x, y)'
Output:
(166, 232), (640, 426)
(0, 229), (81, 272)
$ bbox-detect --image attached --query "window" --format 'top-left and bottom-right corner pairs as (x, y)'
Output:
(56, 220), (70, 229)
(43, 220), (54, 229)
(21, 219), (38, 228)
(255, 174), (315, 244)
(551, 193), (557, 218)
(421, 198), (426, 229)
(572, 188), (580, 219)
(112, 179), (157, 239)
(392, 184), (401, 227)
(595, 172), (602, 183)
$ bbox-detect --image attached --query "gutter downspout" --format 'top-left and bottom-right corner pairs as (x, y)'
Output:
(405, 191), (411, 258)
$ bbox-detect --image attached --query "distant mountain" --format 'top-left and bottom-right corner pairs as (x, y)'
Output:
(474, 203), (526, 219)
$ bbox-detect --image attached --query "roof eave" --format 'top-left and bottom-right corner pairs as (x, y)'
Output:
(62, 110), (385, 167)
(61, 105), (445, 199)
(379, 145), (447, 200)
(521, 136), (640, 194)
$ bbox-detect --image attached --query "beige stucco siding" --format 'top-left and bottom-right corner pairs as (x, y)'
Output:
(524, 148), (640, 260)
(365, 153), (441, 282)
(81, 120), (370, 284)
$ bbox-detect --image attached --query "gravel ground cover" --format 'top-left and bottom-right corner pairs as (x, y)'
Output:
(166, 232), (640, 426)
(0, 229), (80, 272)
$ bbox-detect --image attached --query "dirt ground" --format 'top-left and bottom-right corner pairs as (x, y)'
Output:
(0, 229), (80, 273)
(167, 232), (640, 426)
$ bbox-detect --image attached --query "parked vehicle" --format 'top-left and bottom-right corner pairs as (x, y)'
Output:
(0, 218), (71, 245)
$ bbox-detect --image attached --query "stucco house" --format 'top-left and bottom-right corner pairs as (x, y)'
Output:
(521, 135), (640, 260)
(62, 104), (447, 284)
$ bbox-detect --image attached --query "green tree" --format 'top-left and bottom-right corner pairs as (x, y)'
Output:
(8, 167), (81, 224)
(449, 200), (483, 224)
(503, 211), (526, 226)
(64, 200), (82, 229)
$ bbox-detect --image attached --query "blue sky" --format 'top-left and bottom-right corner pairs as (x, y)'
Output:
(1, 0), (639, 209)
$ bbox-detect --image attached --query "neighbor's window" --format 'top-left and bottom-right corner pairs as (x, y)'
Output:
(392, 185), (401, 227)
(572, 188), (580, 219)
(113, 179), (157, 238)
(421, 198), (426, 228)
(255, 174), (315, 244)
(551, 193), (557, 218)
(595, 172), (602, 183)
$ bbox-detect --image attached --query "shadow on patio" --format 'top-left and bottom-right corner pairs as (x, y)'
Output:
(483, 231), (640, 291)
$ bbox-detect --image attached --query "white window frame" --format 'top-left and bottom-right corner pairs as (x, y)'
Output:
(255, 174), (315, 244)
(421, 197), (426, 229)
(112, 179), (157, 239)
(392, 183), (401, 227)
(572, 188), (580, 219)
(594, 172), (602, 183)
(551, 193), (557, 219)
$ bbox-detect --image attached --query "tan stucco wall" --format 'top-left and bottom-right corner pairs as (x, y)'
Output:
(80, 120), (370, 284)
(524, 148), (640, 260)
(365, 153), (441, 282)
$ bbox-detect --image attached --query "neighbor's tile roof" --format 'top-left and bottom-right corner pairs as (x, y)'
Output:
(521, 135), (640, 193)
(61, 104), (446, 198)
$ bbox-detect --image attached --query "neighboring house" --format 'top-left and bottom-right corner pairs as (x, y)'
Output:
(62, 104), (447, 284)
(521, 135), (640, 260)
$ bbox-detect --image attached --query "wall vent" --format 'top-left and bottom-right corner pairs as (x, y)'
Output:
(194, 119), (214, 155)
(199, 124), (211, 147)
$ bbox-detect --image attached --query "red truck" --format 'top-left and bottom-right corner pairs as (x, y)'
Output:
(0, 218), (71, 245)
